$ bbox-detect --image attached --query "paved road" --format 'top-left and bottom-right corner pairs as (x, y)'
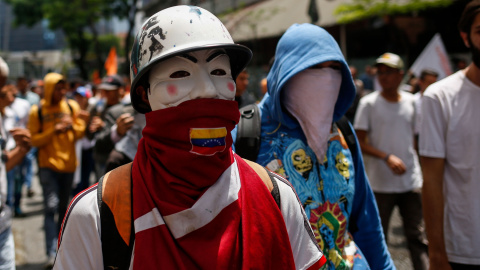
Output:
(12, 172), (415, 270)
(12, 173), (47, 270)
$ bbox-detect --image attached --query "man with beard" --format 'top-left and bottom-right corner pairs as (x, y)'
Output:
(53, 6), (324, 270)
(420, 1), (480, 269)
(250, 24), (394, 269)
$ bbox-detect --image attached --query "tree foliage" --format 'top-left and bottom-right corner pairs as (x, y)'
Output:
(5, 0), (138, 79)
(109, 0), (141, 76)
(334, 0), (454, 24)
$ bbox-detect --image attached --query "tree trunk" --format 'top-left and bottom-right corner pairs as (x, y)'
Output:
(123, 0), (138, 76)
(88, 22), (105, 78)
(69, 30), (89, 80)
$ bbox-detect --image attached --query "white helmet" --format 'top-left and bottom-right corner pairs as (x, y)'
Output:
(130, 5), (252, 113)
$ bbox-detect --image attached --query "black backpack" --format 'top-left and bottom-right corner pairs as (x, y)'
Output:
(235, 104), (358, 164)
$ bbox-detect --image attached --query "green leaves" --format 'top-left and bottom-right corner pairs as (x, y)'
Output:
(6, 0), (135, 79)
(334, 0), (454, 23)
(5, 0), (45, 27)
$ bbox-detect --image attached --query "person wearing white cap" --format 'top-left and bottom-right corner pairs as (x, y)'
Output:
(53, 6), (325, 270)
(354, 53), (428, 270)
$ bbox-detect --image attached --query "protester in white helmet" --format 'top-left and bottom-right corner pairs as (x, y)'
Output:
(54, 6), (325, 270)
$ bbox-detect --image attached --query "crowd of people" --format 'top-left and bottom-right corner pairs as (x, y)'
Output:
(0, 65), (144, 268)
(0, 1), (477, 270)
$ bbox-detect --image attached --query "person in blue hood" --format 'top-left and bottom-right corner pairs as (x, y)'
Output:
(252, 24), (395, 269)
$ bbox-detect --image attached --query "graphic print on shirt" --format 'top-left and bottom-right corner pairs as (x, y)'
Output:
(260, 126), (358, 269)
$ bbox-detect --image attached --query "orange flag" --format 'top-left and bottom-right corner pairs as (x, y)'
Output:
(105, 47), (118, 75)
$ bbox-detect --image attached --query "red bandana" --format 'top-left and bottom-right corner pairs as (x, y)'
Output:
(131, 99), (297, 269)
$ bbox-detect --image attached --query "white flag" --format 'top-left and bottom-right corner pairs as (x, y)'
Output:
(410, 33), (452, 80)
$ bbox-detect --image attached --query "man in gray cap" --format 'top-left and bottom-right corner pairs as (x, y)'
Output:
(87, 74), (133, 178)
(354, 53), (428, 270)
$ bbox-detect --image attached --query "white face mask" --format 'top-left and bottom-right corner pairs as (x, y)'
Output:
(283, 67), (342, 161)
(148, 49), (236, 111)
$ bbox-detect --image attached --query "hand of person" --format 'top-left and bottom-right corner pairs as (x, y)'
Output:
(78, 110), (90, 122)
(10, 127), (31, 149)
(116, 113), (134, 137)
(55, 122), (68, 134)
(89, 116), (105, 133)
(385, 154), (406, 175)
(61, 114), (73, 130)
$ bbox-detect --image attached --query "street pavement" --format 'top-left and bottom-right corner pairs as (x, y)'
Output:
(12, 173), (47, 270)
(12, 171), (415, 270)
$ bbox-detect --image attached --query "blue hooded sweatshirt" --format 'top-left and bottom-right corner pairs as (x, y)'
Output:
(255, 24), (395, 270)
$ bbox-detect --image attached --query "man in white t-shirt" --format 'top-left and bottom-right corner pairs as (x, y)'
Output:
(0, 57), (32, 270)
(354, 53), (428, 270)
(4, 88), (30, 217)
(420, 1), (480, 269)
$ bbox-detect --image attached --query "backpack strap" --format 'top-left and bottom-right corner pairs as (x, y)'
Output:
(97, 160), (280, 269)
(335, 116), (357, 165)
(66, 99), (73, 114)
(235, 104), (261, 162)
(242, 158), (281, 208)
(266, 169), (281, 209)
(335, 116), (360, 233)
(37, 104), (43, 133)
(235, 106), (358, 170)
(97, 163), (134, 270)
(37, 100), (74, 133)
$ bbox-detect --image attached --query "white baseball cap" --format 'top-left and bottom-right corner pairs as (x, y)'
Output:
(375, 53), (404, 70)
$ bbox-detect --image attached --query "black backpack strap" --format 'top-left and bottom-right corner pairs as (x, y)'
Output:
(335, 116), (357, 165)
(266, 169), (281, 209)
(235, 104), (261, 161)
(335, 116), (360, 234)
(66, 100), (73, 114)
(96, 176), (104, 215)
(242, 158), (281, 209)
(37, 101), (73, 133)
(37, 104), (43, 133)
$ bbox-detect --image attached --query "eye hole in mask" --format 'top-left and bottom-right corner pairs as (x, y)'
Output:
(211, 69), (227, 76)
(170, 71), (191, 78)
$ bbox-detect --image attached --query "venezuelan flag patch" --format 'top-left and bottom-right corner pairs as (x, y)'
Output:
(190, 127), (227, 156)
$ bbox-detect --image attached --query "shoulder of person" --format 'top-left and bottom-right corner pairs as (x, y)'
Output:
(66, 98), (81, 112)
(13, 97), (30, 108)
(242, 158), (274, 191)
(29, 103), (41, 116)
(60, 184), (100, 239)
(4, 106), (15, 117)
(105, 103), (126, 116)
(28, 91), (40, 98)
(358, 90), (378, 104)
(121, 104), (135, 115)
(399, 91), (415, 100)
(423, 74), (460, 101)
